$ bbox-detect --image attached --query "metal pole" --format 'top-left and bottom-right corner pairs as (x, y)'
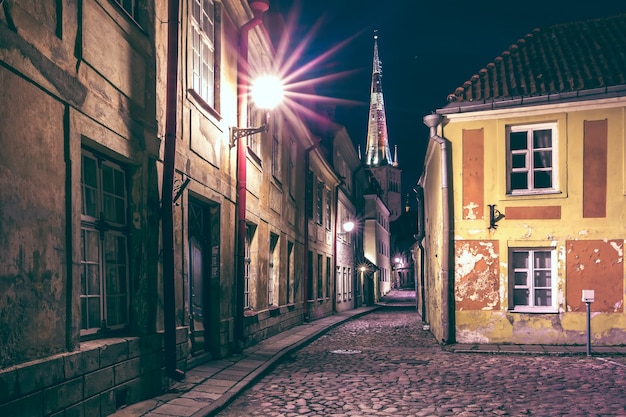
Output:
(585, 301), (591, 356)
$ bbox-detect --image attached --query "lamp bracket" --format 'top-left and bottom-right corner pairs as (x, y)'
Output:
(488, 204), (505, 230)
(230, 125), (267, 148)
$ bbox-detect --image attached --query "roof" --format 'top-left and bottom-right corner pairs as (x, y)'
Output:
(443, 14), (626, 113)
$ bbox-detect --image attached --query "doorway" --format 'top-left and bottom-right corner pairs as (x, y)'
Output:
(188, 198), (220, 356)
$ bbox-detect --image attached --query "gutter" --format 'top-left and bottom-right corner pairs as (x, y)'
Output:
(423, 114), (453, 344)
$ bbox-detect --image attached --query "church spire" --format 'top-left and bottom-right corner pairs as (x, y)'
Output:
(365, 31), (393, 167)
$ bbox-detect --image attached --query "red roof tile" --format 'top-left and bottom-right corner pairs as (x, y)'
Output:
(446, 14), (626, 106)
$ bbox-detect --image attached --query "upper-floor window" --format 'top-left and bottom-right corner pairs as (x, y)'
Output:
(80, 150), (129, 335)
(316, 180), (324, 225)
(271, 133), (281, 181)
(288, 138), (296, 198)
(324, 188), (331, 230)
(509, 248), (557, 313)
(191, 0), (215, 107)
(507, 123), (557, 195)
(113, 0), (139, 20)
(306, 171), (314, 219)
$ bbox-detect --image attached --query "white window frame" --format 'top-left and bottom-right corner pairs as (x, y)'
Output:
(80, 150), (130, 335)
(506, 123), (558, 195)
(509, 248), (557, 313)
(191, 0), (215, 107)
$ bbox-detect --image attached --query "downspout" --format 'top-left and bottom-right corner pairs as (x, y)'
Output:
(423, 113), (453, 344)
(161, 0), (184, 381)
(413, 185), (426, 322)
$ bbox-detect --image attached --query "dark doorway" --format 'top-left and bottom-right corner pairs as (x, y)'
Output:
(188, 198), (220, 356)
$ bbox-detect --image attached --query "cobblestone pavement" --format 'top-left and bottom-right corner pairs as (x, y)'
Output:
(215, 309), (626, 417)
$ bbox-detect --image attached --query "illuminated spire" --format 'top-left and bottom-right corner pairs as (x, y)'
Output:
(365, 31), (392, 167)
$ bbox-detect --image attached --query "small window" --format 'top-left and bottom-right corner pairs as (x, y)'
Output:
(507, 123), (557, 194)
(509, 248), (557, 313)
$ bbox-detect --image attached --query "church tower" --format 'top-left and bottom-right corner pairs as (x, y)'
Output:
(364, 32), (402, 220)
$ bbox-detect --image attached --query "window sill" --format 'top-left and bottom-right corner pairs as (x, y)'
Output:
(509, 308), (558, 314)
(187, 89), (222, 122)
(506, 189), (562, 198)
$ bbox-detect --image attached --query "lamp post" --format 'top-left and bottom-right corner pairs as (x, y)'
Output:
(232, 74), (283, 350)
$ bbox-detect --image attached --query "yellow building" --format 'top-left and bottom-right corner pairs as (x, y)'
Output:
(418, 14), (626, 345)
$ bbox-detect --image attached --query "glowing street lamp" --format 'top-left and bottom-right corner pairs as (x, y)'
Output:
(230, 75), (284, 147)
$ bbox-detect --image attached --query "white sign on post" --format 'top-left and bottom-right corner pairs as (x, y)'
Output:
(582, 289), (595, 303)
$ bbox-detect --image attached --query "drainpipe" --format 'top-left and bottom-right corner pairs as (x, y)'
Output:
(161, 0), (184, 381)
(423, 113), (453, 344)
(234, 0), (270, 351)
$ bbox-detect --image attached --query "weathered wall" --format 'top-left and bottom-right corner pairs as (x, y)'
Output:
(0, 69), (67, 366)
(421, 140), (447, 343)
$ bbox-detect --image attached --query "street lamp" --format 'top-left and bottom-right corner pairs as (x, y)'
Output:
(230, 75), (284, 147)
(337, 217), (355, 240)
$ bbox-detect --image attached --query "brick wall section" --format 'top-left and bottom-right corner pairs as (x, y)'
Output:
(0, 332), (186, 417)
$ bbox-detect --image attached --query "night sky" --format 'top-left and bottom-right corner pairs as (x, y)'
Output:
(269, 0), (626, 202)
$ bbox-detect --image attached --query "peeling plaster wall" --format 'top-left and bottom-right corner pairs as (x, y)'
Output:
(455, 241), (500, 311)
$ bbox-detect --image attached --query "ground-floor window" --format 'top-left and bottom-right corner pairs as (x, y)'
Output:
(509, 248), (557, 312)
(80, 149), (129, 335)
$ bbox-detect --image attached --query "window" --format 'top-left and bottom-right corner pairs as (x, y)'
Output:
(244, 225), (253, 309)
(80, 150), (129, 335)
(507, 123), (556, 194)
(317, 254), (323, 299)
(286, 241), (294, 304)
(246, 108), (262, 159)
(336, 266), (342, 301)
(324, 188), (331, 230)
(272, 133), (281, 180)
(191, 0), (215, 107)
(288, 138), (296, 198)
(326, 257), (331, 298)
(509, 248), (557, 312)
(342, 267), (348, 301)
(307, 251), (314, 301)
(269, 234), (278, 306)
(113, 0), (139, 20)
(306, 171), (314, 219)
(316, 180), (324, 225)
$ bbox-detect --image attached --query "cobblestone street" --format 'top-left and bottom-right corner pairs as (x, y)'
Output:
(215, 309), (626, 417)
